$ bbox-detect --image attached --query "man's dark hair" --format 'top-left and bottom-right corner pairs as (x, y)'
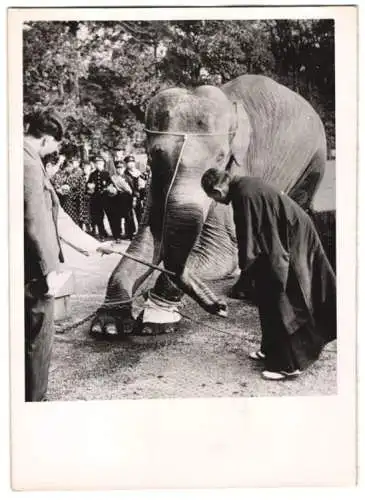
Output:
(24, 109), (65, 142)
(201, 168), (231, 195)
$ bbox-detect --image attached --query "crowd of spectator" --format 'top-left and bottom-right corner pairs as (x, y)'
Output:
(45, 150), (151, 244)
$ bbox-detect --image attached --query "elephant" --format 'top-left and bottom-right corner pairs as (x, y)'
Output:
(90, 74), (327, 338)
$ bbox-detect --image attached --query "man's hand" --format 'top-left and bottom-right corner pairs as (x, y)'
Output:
(45, 271), (60, 297)
(87, 182), (95, 194)
(96, 246), (115, 256)
(79, 246), (115, 257)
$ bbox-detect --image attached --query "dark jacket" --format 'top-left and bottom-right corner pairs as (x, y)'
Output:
(24, 139), (64, 283)
(124, 170), (141, 197)
(87, 170), (111, 195)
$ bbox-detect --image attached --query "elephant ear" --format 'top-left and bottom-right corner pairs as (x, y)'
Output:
(229, 101), (252, 169)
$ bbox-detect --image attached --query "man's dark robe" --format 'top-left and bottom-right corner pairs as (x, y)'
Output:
(228, 176), (336, 372)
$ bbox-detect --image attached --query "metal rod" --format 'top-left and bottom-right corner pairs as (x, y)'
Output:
(105, 248), (177, 278)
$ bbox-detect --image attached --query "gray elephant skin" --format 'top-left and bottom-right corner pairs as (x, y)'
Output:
(90, 74), (329, 338)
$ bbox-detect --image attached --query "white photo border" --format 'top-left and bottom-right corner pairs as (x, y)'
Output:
(7, 4), (358, 491)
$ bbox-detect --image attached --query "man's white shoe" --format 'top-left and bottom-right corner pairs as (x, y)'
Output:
(262, 369), (302, 380)
(249, 350), (266, 361)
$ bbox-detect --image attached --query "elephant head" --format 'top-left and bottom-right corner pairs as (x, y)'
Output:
(145, 85), (251, 281)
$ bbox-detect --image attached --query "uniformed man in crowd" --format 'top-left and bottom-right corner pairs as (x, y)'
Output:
(86, 155), (111, 241)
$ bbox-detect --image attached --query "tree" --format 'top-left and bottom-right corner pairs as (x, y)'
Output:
(23, 19), (335, 153)
(158, 20), (275, 86)
(265, 19), (335, 149)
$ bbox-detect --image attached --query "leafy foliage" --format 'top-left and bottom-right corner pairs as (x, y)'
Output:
(23, 19), (335, 156)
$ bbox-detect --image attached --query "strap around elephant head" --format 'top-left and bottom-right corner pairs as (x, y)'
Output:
(144, 101), (239, 141)
(144, 101), (240, 173)
(144, 128), (235, 137)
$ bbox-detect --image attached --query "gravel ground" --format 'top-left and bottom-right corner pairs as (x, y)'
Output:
(48, 161), (336, 401)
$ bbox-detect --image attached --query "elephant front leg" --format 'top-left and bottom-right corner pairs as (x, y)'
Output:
(90, 223), (159, 338)
(134, 273), (185, 336)
(134, 268), (226, 337)
(134, 203), (238, 336)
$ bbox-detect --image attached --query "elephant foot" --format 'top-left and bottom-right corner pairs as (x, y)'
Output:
(129, 312), (179, 344)
(90, 291), (183, 341)
(90, 306), (134, 340)
(129, 292), (182, 343)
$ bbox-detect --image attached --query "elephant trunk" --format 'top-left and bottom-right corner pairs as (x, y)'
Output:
(160, 183), (223, 309)
(179, 268), (223, 312)
(162, 183), (211, 275)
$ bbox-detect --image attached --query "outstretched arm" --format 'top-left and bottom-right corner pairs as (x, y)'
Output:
(57, 206), (101, 255)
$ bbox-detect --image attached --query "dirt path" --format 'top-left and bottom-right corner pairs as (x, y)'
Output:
(49, 281), (337, 400)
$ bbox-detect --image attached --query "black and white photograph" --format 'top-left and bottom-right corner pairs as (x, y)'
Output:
(7, 3), (358, 491)
(22, 15), (338, 402)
